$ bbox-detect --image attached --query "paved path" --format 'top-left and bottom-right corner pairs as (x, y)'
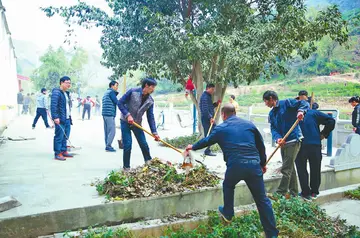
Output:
(0, 112), (334, 219)
(321, 199), (360, 228)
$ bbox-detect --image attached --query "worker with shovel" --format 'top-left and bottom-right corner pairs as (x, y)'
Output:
(118, 78), (160, 171)
(51, 76), (74, 161)
(199, 83), (221, 156)
(185, 103), (278, 237)
(263, 90), (308, 198)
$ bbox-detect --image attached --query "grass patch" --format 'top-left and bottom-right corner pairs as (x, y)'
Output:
(345, 186), (360, 200)
(162, 134), (222, 152)
(63, 197), (360, 238)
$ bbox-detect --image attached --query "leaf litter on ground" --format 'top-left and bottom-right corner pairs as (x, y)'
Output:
(95, 158), (220, 200)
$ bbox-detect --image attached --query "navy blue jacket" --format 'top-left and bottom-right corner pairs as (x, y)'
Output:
(118, 87), (157, 134)
(269, 99), (308, 142)
(102, 88), (119, 117)
(200, 91), (216, 120)
(192, 115), (266, 167)
(352, 104), (360, 134)
(300, 110), (335, 145)
(50, 88), (72, 124)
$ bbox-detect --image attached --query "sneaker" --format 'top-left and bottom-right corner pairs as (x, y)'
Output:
(145, 160), (152, 165)
(218, 206), (232, 223)
(106, 147), (116, 152)
(123, 167), (131, 173)
(32, 126), (35, 129)
(311, 193), (318, 200)
(54, 154), (66, 161)
(298, 192), (311, 201)
(62, 152), (74, 158)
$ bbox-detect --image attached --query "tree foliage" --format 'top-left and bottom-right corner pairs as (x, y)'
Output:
(31, 46), (88, 91)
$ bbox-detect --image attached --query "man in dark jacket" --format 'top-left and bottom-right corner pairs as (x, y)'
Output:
(298, 90), (319, 110)
(185, 104), (279, 238)
(199, 83), (220, 156)
(118, 78), (160, 170)
(17, 89), (24, 115)
(296, 110), (335, 200)
(263, 90), (308, 197)
(349, 96), (360, 135)
(51, 76), (73, 161)
(102, 81), (119, 152)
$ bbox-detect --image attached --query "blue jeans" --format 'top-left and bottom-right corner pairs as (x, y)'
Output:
(121, 120), (151, 168)
(201, 117), (215, 154)
(223, 161), (278, 238)
(32, 108), (50, 128)
(54, 119), (71, 155)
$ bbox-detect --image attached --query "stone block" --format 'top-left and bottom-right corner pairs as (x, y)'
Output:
(0, 196), (21, 212)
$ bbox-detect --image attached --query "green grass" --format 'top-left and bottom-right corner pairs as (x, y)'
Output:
(345, 187), (360, 200)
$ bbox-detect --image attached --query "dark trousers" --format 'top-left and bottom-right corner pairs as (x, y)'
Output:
(82, 104), (91, 120)
(32, 108), (50, 128)
(223, 161), (278, 238)
(201, 118), (215, 154)
(103, 116), (116, 149)
(22, 105), (29, 114)
(54, 119), (71, 156)
(121, 120), (151, 168)
(295, 144), (322, 196)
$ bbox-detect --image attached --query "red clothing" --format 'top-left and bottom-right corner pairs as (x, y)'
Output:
(185, 78), (195, 91)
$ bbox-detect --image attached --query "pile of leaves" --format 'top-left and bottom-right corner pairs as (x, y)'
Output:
(63, 197), (360, 238)
(344, 186), (360, 200)
(162, 134), (222, 152)
(95, 158), (220, 200)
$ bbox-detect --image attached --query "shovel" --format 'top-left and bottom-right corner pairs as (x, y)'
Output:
(131, 121), (195, 171)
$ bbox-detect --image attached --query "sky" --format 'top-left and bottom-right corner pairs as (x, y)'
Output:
(2, 0), (109, 53)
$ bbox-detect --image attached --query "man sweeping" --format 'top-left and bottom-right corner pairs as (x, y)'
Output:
(185, 103), (278, 237)
(199, 83), (220, 156)
(117, 78), (160, 171)
(296, 109), (335, 200)
(51, 76), (74, 161)
(263, 90), (308, 197)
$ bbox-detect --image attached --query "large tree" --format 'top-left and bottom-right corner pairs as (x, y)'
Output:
(43, 0), (348, 132)
(31, 46), (88, 92)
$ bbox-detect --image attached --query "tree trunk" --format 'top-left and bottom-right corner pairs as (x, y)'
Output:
(189, 60), (204, 136)
(214, 83), (227, 123)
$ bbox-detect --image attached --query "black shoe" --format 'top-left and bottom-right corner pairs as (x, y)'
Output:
(204, 152), (216, 156)
(118, 139), (124, 149)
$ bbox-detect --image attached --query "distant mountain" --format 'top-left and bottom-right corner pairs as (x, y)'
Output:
(306, 0), (360, 11)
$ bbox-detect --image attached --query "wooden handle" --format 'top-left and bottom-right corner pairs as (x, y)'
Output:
(207, 102), (222, 137)
(265, 119), (300, 166)
(310, 92), (314, 109)
(132, 122), (183, 154)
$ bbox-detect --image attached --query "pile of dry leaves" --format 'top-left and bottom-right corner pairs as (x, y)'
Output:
(95, 158), (220, 200)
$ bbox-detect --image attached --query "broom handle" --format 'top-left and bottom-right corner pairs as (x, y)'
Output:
(310, 92), (314, 109)
(207, 102), (221, 137)
(265, 119), (300, 166)
(132, 122), (183, 154)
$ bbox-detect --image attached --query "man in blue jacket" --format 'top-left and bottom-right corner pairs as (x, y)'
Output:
(118, 78), (160, 171)
(51, 76), (73, 161)
(199, 83), (220, 156)
(263, 90), (308, 197)
(102, 81), (119, 152)
(185, 103), (279, 238)
(298, 90), (319, 110)
(296, 110), (335, 200)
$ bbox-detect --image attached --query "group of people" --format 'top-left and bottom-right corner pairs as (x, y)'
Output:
(16, 90), (36, 115)
(43, 75), (360, 237)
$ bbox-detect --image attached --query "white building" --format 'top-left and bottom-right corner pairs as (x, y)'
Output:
(0, 0), (18, 133)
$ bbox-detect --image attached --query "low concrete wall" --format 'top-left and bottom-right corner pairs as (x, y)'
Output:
(1, 167), (360, 238)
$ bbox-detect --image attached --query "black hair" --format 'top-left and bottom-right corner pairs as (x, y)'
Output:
(109, 80), (118, 88)
(298, 90), (308, 96)
(41, 88), (46, 93)
(60, 76), (71, 84)
(263, 90), (278, 101)
(230, 95), (235, 100)
(206, 83), (215, 89)
(141, 78), (157, 88)
(349, 96), (360, 103)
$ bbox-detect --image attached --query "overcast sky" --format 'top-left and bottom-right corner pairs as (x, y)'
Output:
(2, 0), (109, 53)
